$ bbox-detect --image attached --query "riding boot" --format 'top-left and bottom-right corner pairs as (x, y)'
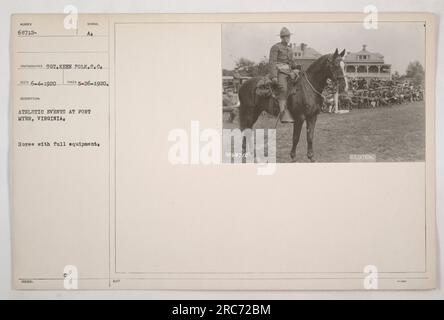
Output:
(279, 100), (294, 123)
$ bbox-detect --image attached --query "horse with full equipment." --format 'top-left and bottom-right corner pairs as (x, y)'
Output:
(238, 48), (348, 162)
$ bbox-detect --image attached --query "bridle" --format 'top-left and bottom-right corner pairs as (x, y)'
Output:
(297, 55), (348, 101)
(327, 56), (346, 78)
(301, 71), (326, 99)
(327, 57), (347, 89)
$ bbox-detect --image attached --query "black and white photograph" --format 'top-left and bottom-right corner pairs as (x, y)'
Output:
(222, 22), (426, 163)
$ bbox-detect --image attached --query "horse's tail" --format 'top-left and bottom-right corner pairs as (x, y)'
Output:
(238, 77), (261, 130)
(238, 79), (250, 131)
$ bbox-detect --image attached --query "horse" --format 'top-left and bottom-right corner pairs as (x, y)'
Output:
(238, 48), (348, 162)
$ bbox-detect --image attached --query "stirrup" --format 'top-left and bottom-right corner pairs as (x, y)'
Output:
(280, 109), (294, 123)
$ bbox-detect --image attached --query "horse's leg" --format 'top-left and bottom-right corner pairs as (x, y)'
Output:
(240, 103), (263, 131)
(306, 114), (318, 162)
(290, 117), (304, 161)
(240, 106), (263, 161)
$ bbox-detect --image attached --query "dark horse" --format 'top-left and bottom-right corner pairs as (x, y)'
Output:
(239, 49), (348, 162)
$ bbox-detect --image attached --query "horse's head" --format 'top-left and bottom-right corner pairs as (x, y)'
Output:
(326, 49), (348, 94)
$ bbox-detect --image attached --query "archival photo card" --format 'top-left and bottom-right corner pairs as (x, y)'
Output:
(11, 13), (436, 290)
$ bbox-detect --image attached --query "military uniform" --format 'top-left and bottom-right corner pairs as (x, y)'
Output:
(269, 41), (295, 100)
(269, 27), (295, 123)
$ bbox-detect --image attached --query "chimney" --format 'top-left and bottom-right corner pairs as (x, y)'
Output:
(362, 44), (367, 51)
(300, 43), (307, 55)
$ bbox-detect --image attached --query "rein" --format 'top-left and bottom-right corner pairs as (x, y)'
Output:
(301, 71), (326, 100)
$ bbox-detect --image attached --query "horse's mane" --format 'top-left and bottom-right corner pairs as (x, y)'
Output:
(306, 54), (332, 75)
(290, 53), (333, 96)
(292, 53), (332, 88)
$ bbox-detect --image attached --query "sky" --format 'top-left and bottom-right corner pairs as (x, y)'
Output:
(222, 22), (425, 74)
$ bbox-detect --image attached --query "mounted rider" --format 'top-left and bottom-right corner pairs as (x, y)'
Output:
(269, 27), (298, 123)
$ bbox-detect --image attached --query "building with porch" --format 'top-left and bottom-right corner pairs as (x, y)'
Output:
(344, 44), (391, 79)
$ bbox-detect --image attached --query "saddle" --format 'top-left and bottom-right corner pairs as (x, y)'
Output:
(255, 71), (299, 98)
(255, 76), (274, 97)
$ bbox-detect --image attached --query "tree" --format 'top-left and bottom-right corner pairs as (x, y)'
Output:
(234, 56), (270, 77)
(235, 57), (255, 71)
(405, 61), (425, 85)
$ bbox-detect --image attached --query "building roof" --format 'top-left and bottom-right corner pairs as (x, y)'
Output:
(292, 43), (322, 60)
(344, 44), (384, 63)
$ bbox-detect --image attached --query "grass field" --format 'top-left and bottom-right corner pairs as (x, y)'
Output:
(223, 101), (425, 163)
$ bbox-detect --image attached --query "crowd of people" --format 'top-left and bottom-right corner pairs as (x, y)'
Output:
(323, 77), (424, 112)
(222, 76), (424, 123)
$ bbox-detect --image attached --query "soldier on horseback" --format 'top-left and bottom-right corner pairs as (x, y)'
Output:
(269, 27), (297, 123)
